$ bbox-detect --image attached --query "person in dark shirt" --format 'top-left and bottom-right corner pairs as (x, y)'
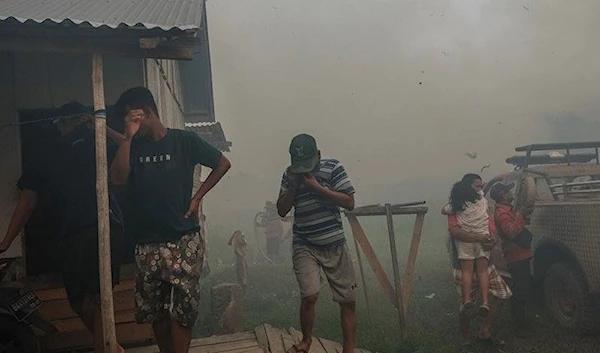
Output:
(110, 87), (231, 353)
(0, 101), (125, 353)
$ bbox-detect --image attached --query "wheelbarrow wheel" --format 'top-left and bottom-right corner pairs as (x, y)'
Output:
(0, 315), (40, 353)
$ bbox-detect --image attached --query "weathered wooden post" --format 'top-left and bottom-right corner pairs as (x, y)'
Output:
(92, 53), (118, 353)
(352, 232), (373, 326)
(385, 204), (406, 339)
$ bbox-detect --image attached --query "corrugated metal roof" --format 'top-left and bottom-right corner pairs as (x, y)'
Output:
(185, 121), (231, 152)
(186, 122), (216, 127)
(0, 0), (205, 32)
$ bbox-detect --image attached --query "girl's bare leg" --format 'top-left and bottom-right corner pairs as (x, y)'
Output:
(460, 259), (475, 305)
(475, 257), (490, 306)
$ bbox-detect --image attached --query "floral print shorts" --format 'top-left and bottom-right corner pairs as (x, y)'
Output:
(134, 232), (205, 327)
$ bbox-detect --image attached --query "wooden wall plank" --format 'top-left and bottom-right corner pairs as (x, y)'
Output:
(36, 279), (134, 301)
(41, 322), (153, 352)
(39, 289), (134, 321)
(51, 309), (135, 333)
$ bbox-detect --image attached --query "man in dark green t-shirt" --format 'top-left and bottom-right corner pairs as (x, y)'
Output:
(110, 87), (231, 353)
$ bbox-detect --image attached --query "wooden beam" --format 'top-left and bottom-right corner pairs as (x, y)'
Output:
(346, 216), (397, 308)
(352, 231), (373, 326)
(0, 36), (194, 60)
(93, 53), (118, 353)
(401, 213), (425, 312)
(385, 204), (406, 339)
(345, 205), (428, 217)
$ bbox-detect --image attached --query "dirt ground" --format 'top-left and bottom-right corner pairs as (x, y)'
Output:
(198, 219), (600, 353)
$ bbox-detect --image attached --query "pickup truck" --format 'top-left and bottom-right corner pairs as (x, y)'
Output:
(484, 142), (600, 334)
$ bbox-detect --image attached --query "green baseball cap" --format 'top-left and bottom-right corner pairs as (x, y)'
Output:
(289, 134), (319, 173)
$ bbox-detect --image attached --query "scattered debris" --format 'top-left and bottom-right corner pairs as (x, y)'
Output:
(480, 164), (491, 173)
(464, 152), (477, 159)
(425, 293), (436, 299)
(523, 5), (530, 11)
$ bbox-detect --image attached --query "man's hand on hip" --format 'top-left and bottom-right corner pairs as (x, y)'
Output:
(185, 197), (201, 219)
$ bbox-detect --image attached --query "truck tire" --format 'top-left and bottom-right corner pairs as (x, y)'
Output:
(544, 263), (599, 334)
(0, 315), (40, 353)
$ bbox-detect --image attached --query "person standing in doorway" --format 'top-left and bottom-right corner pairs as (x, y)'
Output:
(490, 182), (535, 336)
(0, 101), (125, 353)
(277, 134), (357, 353)
(110, 87), (231, 353)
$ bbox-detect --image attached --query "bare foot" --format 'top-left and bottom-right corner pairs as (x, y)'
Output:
(286, 341), (311, 353)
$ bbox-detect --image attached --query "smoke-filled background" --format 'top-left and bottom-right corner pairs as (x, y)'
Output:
(202, 0), (600, 228)
(192, 1), (600, 352)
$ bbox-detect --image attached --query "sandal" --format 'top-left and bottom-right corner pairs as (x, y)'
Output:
(478, 303), (491, 317)
(459, 301), (474, 315)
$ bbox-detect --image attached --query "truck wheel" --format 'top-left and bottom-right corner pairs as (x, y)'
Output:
(0, 315), (40, 353)
(544, 263), (599, 334)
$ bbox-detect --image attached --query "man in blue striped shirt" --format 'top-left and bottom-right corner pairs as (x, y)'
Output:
(277, 134), (357, 353)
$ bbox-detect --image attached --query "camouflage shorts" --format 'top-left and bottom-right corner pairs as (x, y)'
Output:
(134, 232), (205, 327)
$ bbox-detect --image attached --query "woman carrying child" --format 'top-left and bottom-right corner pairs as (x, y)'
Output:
(443, 174), (494, 317)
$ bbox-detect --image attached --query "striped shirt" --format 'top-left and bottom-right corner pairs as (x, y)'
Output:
(279, 159), (355, 248)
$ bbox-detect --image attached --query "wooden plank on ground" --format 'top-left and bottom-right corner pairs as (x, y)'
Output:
(264, 324), (286, 353)
(309, 339), (328, 353)
(191, 339), (258, 353)
(317, 338), (341, 353)
(289, 328), (327, 353)
(189, 332), (256, 348)
(217, 346), (262, 353)
(254, 325), (269, 352)
(281, 330), (295, 352)
(288, 327), (301, 344)
(234, 348), (264, 353)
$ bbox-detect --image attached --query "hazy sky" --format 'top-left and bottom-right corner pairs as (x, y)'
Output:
(202, 0), (600, 223)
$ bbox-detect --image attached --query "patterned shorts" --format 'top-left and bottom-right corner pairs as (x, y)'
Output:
(134, 232), (205, 327)
(453, 264), (513, 304)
